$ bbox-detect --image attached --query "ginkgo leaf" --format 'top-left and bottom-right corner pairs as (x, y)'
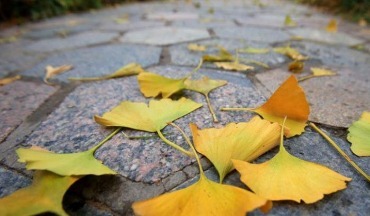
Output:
(347, 111), (370, 156)
(233, 119), (351, 204)
(95, 98), (202, 132)
(16, 128), (120, 176)
(187, 43), (206, 52)
(222, 75), (310, 137)
(191, 116), (280, 182)
(44, 65), (73, 85)
(69, 63), (144, 81)
(0, 75), (21, 86)
(298, 67), (336, 82)
(138, 72), (187, 98)
(0, 171), (79, 216)
(238, 47), (270, 54)
(273, 46), (308, 61)
(284, 15), (297, 27)
(184, 76), (227, 122)
(202, 46), (234, 62)
(326, 19), (338, 33)
(132, 122), (268, 216)
(215, 61), (254, 71)
(288, 60), (304, 73)
(358, 18), (367, 27)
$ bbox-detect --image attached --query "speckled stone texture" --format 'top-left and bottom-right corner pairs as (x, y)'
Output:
(25, 31), (119, 53)
(99, 20), (165, 32)
(146, 12), (199, 20)
(23, 44), (161, 82)
(213, 26), (291, 43)
(0, 81), (57, 143)
(169, 38), (288, 69)
(120, 27), (210, 46)
(0, 167), (31, 198)
(255, 68), (370, 127)
(23, 23), (97, 40)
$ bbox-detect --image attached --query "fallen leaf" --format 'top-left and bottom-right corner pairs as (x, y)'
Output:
(222, 75), (310, 137)
(233, 118), (351, 203)
(187, 43), (206, 52)
(191, 116), (280, 182)
(241, 59), (269, 68)
(0, 75), (21, 86)
(358, 18), (367, 27)
(137, 72), (187, 98)
(0, 36), (17, 44)
(215, 61), (254, 71)
(326, 19), (338, 33)
(132, 125), (268, 216)
(69, 63), (144, 81)
(288, 61), (304, 73)
(114, 14), (129, 24)
(238, 47), (270, 54)
(299, 67), (336, 82)
(44, 65), (73, 85)
(0, 171), (79, 216)
(185, 76), (227, 122)
(95, 98), (201, 132)
(347, 111), (370, 156)
(202, 46), (234, 62)
(284, 15), (297, 27)
(273, 46), (308, 61)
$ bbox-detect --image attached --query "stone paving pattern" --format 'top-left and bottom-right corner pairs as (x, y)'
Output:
(0, 0), (369, 215)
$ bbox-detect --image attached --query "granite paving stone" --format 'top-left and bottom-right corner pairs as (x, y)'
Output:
(25, 31), (119, 53)
(146, 12), (199, 21)
(99, 20), (165, 33)
(170, 19), (237, 28)
(213, 26), (291, 43)
(289, 28), (364, 46)
(23, 44), (161, 82)
(236, 14), (294, 28)
(0, 167), (31, 198)
(23, 23), (97, 40)
(0, 81), (57, 143)
(255, 68), (370, 127)
(169, 38), (287, 69)
(120, 27), (210, 46)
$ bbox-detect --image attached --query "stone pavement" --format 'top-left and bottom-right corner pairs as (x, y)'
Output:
(0, 0), (369, 215)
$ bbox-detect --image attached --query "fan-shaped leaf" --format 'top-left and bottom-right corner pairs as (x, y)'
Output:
(347, 111), (370, 156)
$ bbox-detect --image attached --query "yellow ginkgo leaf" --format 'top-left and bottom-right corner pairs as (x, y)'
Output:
(288, 60), (304, 73)
(215, 61), (254, 71)
(233, 119), (351, 204)
(347, 111), (370, 156)
(326, 19), (338, 33)
(202, 46), (234, 62)
(44, 65), (73, 85)
(273, 46), (308, 61)
(137, 72), (187, 98)
(132, 122), (268, 216)
(238, 47), (270, 54)
(187, 43), (207, 52)
(222, 75), (310, 137)
(284, 15), (297, 27)
(298, 67), (336, 82)
(0, 75), (21, 86)
(0, 171), (79, 216)
(191, 116), (280, 182)
(69, 63), (144, 81)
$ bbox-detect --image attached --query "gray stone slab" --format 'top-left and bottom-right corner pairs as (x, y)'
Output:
(146, 12), (198, 20)
(23, 44), (161, 82)
(99, 20), (165, 32)
(236, 14), (294, 28)
(22, 65), (264, 184)
(171, 19), (236, 28)
(255, 68), (370, 127)
(120, 27), (210, 46)
(25, 31), (119, 53)
(0, 81), (57, 143)
(289, 28), (364, 46)
(213, 26), (291, 43)
(0, 167), (31, 198)
(169, 38), (288, 69)
(23, 23), (97, 40)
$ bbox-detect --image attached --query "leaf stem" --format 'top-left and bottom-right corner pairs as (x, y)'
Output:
(220, 107), (255, 112)
(90, 128), (121, 153)
(205, 94), (218, 122)
(121, 131), (171, 140)
(156, 129), (193, 157)
(68, 76), (108, 81)
(169, 123), (203, 175)
(298, 75), (315, 82)
(309, 122), (370, 183)
(186, 59), (203, 78)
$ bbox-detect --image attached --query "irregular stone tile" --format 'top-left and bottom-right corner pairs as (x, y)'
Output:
(99, 20), (165, 32)
(289, 28), (364, 46)
(25, 31), (119, 53)
(169, 38), (287, 69)
(23, 65), (264, 184)
(146, 12), (198, 20)
(120, 27), (210, 46)
(255, 68), (370, 127)
(0, 81), (57, 143)
(0, 167), (31, 198)
(236, 14), (292, 28)
(23, 44), (161, 82)
(171, 19), (236, 28)
(23, 23), (96, 40)
(213, 26), (291, 43)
